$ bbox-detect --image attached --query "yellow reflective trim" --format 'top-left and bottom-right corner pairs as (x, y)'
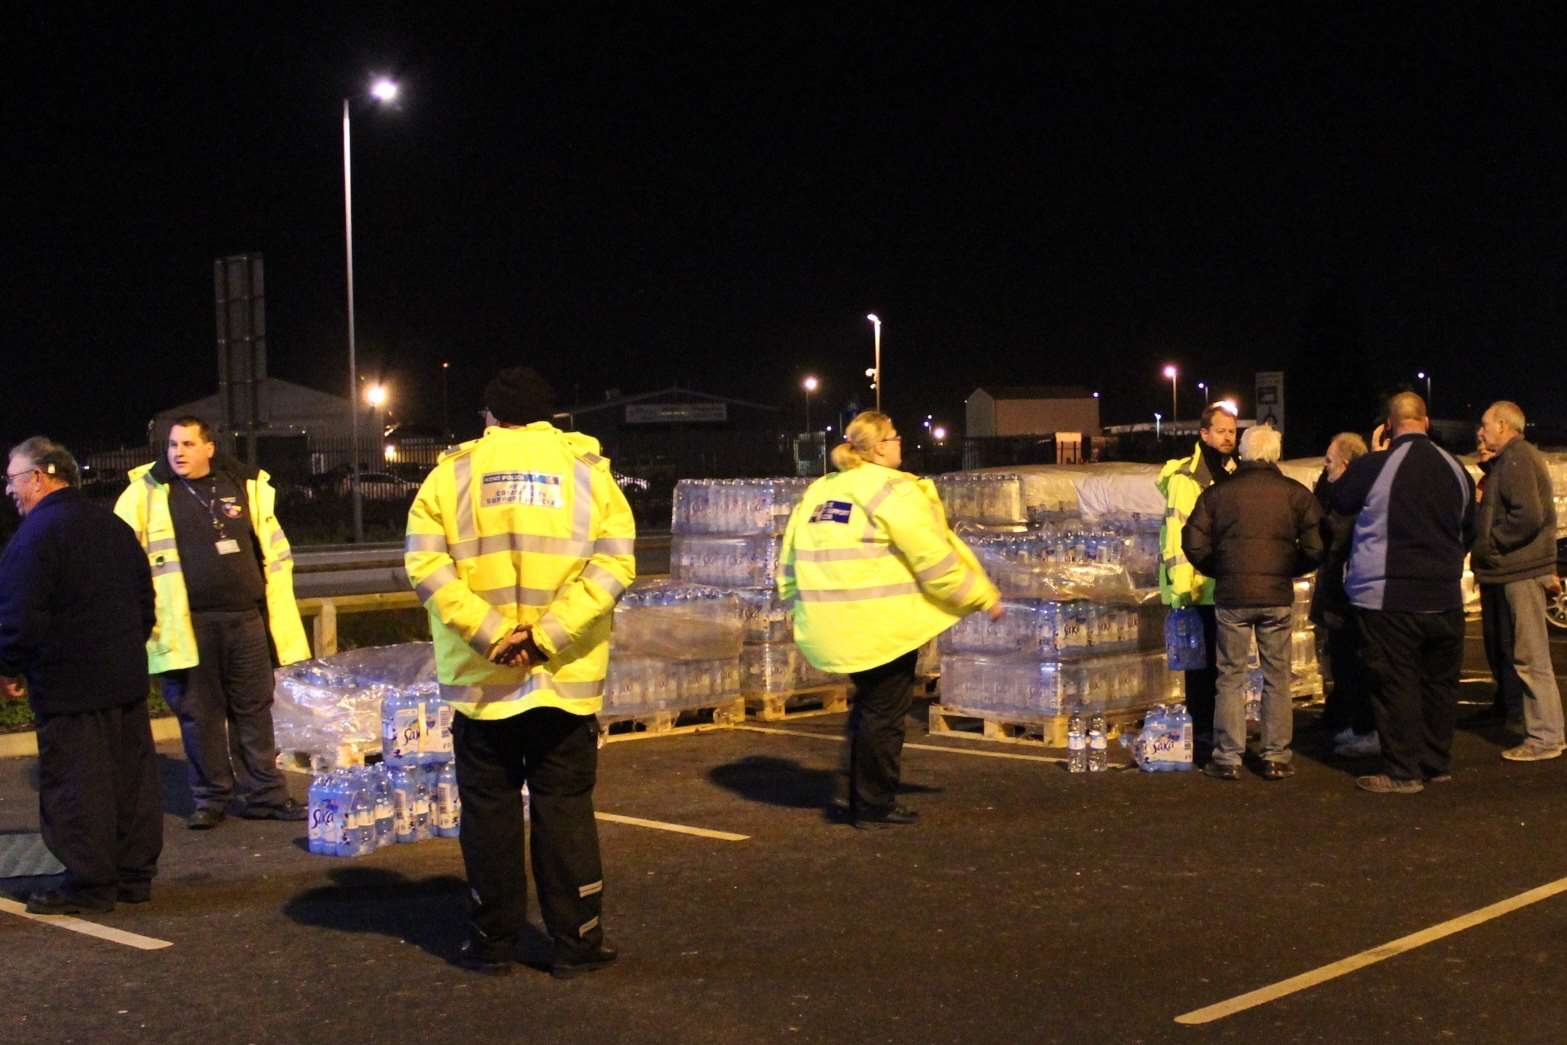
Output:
(440, 675), (605, 706)
(449, 533), (593, 561)
(416, 564), (460, 603)
(794, 546), (894, 563)
(147, 537), (178, 553)
(406, 533), (447, 554)
(454, 455), (476, 541)
(796, 582), (920, 603)
(594, 537), (635, 557)
(913, 551), (959, 582)
(474, 584), (556, 607)
(581, 563), (627, 598)
(578, 880), (603, 898)
(578, 915), (600, 937)
(949, 569), (979, 604)
(536, 614), (571, 652)
(572, 460), (593, 540)
(469, 610), (509, 655)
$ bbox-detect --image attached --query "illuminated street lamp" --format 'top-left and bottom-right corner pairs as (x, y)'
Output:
(1417, 370), (1432, 410)
(1154, 411), (1162, 439)
(932, 425), (947, 443)
(866, 313), (882, 411)
(1217, 398), (1239, 418)
(366, 383), (388, 409)
(802, 375), (819, 432)
(441, 361), (451, 438)
(1162, 364), (1179, 422)
(1197, 380), (1208, 405)
(344, 75), (400, 541)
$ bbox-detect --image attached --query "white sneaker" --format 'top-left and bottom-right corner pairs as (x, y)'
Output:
(1335, 731), (1381, 757)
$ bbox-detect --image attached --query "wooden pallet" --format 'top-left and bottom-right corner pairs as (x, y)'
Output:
(914, 674), (941, 699)
(276, 744), (373, 774)
(927, 702), (1148, 749)
(744, 683), (851, 721)
(599, 697), (745, 743)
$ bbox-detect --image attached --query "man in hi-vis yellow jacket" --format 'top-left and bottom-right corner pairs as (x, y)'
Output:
(405, 368), (634, 978)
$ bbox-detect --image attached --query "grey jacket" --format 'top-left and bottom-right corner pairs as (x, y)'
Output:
(1471, 436), (1557, 584)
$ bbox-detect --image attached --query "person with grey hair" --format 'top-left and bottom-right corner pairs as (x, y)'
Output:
(1183, 424), (1324, 780)
(1, 437), (162, 913)
(1310, 431), (1378, 756)
(1473, 399), (1563, 761)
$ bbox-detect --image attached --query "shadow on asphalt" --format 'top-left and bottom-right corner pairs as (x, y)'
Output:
(281, 866), (546, 967)
(707, 754), (944, 826)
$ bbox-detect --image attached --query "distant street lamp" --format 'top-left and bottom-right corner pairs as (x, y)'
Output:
(866, 314), (882, 412)
(344, 75), (400, 542)
(1417, 370), (1432, 410)
(802, 375), (818, 433)
(932, 425), (947, 443)
(441, 361), (451, 439)
(1154, 411), (1163, 439)
(1162, 364), (1179, 422)
(1197, 380), (1208, 405)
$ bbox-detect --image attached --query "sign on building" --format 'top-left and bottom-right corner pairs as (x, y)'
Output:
(1254, 371), (1285, 433)
(625, 403), (728, 424)
(215, 253), (268, 437)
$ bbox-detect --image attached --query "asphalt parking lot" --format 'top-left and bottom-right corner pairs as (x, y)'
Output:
(3, 627), (1566, 1045)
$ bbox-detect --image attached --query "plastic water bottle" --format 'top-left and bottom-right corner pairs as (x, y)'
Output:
(1165, 607), (1206, 670)
(370, 764), (395, 849)
(412, 767), (433, 842)
(1140, 704), (1169, 770)
(1170, 702), (1194, 769)
(391, 767), (417, 844)
(348, 769), (374, 857)
(421, 697), (454, 766)
(381, 690), (423, 768)
(307, 773), (333, 855)
(1067, 705), (1088, 773)
(434, 762), (461, 838)
(1088, 713), (1108, 772)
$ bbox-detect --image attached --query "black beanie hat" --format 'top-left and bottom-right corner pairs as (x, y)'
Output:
(484, 367), (555, 425)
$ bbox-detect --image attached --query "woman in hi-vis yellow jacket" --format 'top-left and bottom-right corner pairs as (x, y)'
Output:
(779, 411), (1001, 828)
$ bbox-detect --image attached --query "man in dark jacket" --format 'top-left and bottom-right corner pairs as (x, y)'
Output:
(1310, 432), (1378, 757)
(1184, 424), (1323, 780)
(0, 437), (162, 913)
(1331, 392), (1475, 794)
(1473, 400), (1562, 762)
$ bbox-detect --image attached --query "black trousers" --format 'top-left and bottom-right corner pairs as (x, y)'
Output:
(36, 699), (163, 904)
(1321, 615), (1375, 735)
(1183, 603), (1219, 740)
(1357, 608), (1466, 781)
(161, 609), (288, 812)
(847, 649), (919, 815)
(452, 708), (604, 959)
(1479, 583), (1526, 716)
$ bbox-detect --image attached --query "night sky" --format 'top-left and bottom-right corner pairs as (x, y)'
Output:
(11, 6), (1567, 456)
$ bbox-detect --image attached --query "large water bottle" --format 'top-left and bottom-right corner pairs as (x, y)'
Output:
(434, 762), (461, 837)
(391, 766), (417, 844)
(421, 696), (454, 766)
(307, 773), (333, 855)
(381, 689), (423, 768)
(370, 763), (395, 849)
(1170, 702), (1195, 770)
(1164, 606), (1206, 670)
(1139, 704), (1169, 770)
(412, 766), (434, 842)
(1067, 704), (1088, 773)
(348, 769), (374, 857)
(1087, 713), (1108, 772)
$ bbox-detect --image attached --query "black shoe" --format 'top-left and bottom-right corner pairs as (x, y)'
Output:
(455, 938), (515, 976)
(26, 888), (114, 915)
(1260, 760), (1295, 781)
(116, 883), (152, 904)
(1203, 762), (1239, 781)
(236, 797), (307, 821)
(552, 945), (618, 980)
(853, 805), (919, 829)
(186, 807), (225, 830)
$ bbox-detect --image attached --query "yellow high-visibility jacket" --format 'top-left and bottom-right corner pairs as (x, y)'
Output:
(778, 462), (999, 675)
(404, 423), (637, 720)
(1156, 442), (1218, 608)
(113, 458), (310, 673)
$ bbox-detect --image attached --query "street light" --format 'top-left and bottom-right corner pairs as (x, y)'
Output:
(1162, 364), (1178, 422)
(1417, 371), (1432, 410)
(866, 314), (882, 412)
(1197, 380), (1208, 405)
(802, 375), (818, 432)
(343, 75), (400, 542)
(932, 425), (947, 442)
(1154, 411), (1163, 439)
(366, 383), (388, 409)
(441, 361), (451, 439)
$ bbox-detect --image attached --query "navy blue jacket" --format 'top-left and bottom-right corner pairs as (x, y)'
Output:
(1330, 432), (1475, 613)
(0, 488), (154, 716)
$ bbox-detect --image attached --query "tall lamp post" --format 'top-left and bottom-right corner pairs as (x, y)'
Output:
(344, 75), (400, 542)
(802, 375), (818, 433)
(866, 313), (882, 412)
(1197, 380), (1208, 406)
(1417, 370), (1432, 411)
(1163, 364), (1179, 423)
(441, 361), (451, 439)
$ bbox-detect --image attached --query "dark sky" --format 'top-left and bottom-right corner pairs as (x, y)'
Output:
(10, 5), (1567, 454)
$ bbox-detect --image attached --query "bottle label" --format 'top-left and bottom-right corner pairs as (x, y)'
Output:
(391, 709), (422, 759)
(320, 801), (341, 844)
(1089, 734), (1107, 751)
(1067, 734), (1086, 752)
(393, 791), (411, 835)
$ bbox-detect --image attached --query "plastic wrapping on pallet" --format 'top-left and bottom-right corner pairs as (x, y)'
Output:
(603, 655), (741, 716)
(934, 472), (1057, 526)
(963, 531), (1139, 603)
(736, 587), (795, 645)
(671, 477), (813, 535)
(273, 644), (438, 765)
(740, 641), (841, 693)
(940, 651), (1180, 717)
(940, 598), (1165, 659)
(612, 580), (743, 661)
(669, 533), (785, 589)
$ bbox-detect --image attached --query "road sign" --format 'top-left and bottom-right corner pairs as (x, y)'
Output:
(1255, 371), (1285, 432)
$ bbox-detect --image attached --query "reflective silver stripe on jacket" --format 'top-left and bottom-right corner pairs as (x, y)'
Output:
(440, 674), (605, 705)
(860, 480), (899, 541)
(147, 537), (178, 553)
(270, 528), (288, 546)
(535, 614), (571, 653)
(149, 560), (183, 578)
(1163, 553), (1188, 568)
(474, 585), (557, 607)
(578, 915), (600, 937)
(578, 880), (603, 898)
(594, 537), (635, 557)
(415, 564), (461, 603)
(796, 581), (920, 603)
(949, 569), (979, 605)
(581, 563), (627, 600)
(468, 609), (509, 655)
(913, 550), (959, 583)
(406, 532), (448, 554)
(793, 546), (894, 563)
(446, 533), (594, 562)
(453, 454), (476, 541)
(572, 460), (593, 540)
(266, 551), (293, 574)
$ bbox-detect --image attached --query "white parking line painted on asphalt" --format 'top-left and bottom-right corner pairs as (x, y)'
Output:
(595, 812), (749, 841)
(0, 897), (172, 950)
(1174, 874), (1567, 1024)
(734, 724), (1069, 765)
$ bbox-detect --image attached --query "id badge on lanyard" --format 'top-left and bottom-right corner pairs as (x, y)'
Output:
(215, 539), (242, 555)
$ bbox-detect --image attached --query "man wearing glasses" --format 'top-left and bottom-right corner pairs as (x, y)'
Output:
(0, 437), (162, 913)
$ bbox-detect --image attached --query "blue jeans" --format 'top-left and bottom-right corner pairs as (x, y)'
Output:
(1213, 605), (1294, 767)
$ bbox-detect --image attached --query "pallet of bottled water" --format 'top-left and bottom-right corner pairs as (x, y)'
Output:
(741, 640), (842, 694)
(603, 655), (743, 717)
(736, 588), (795, 644)
(933, 472), (1053, 526)
(669, 533), (785, 589)
(671, 477), (813, 535)
(613, 581), (743, 661)
(941, 598), (1165, 660)
(937, 650), (1179, 719)
(962, 528), (1138, 602)
(274, 644), (439, 767)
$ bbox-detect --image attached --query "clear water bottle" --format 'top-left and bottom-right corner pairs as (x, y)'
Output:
(1141, 704), (1168, 770)
(1164, 606), (1206, 670)
(1067, 704), (1088, 774)
(1171, 702), (1194, 769)
(434, 762), (461, 838)
(381, 690), (423, 768)
(1088, 712), (1108, 772)
(391, 766), (417, 844)
(370, 764), (395, 849)
(421, 697), (454, 766)
(307, 773), (333, 855)
(412, 767), (434, 842)
(348, 769), (374, 857)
